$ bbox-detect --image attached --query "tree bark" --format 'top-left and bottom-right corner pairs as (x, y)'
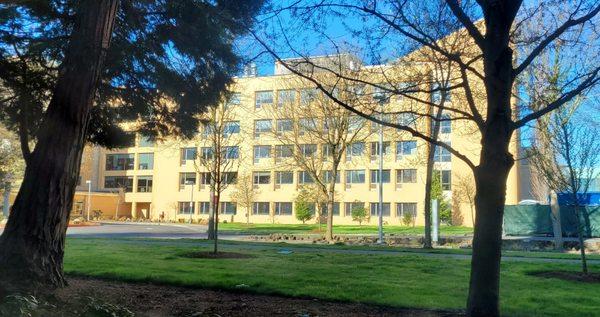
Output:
(325, 166), (338, 242)
(208, 189), (216, 240)
(0, 0), (119, 295)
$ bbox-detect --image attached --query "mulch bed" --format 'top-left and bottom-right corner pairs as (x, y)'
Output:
(528, 270), (600, 283)
(56, 277), (465, 317)
(179, 251), (254, 259)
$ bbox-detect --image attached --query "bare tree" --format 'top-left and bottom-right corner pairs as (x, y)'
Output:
(454, 173), (476, 226)
(268, 74), (370, 241)
(194, 102), (241, 254)
(230, 173), (259, 225)
(254, 1), (600, 315)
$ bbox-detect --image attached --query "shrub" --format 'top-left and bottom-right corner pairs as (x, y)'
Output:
(402, 211), (415, 227)
(351, 203), (368, 225)
(295, 188), (314, 224)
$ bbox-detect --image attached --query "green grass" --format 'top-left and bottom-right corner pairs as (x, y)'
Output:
(218, 223), (473, 235)
(64, 238), (600, 317)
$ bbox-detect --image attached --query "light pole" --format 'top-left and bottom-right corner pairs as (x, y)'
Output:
(188, 180), (195, 223)
(374, 94), (387, 244)
(86, 180), (92, 221)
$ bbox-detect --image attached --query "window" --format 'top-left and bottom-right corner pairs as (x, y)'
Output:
(202, 124), (214, 138)
(396, 203), (417, 218)
(373, 86), (390, 103)
(370, 169), (391, 183)
(253, 202), (270, 215)
(298, 171), (314, 184)
(276, 119), (293, 133)
(222, 172), (238, 184)
(370, 142), (390, 156)
(200, 172), (211, 185)
(275, 171), (294, 184)
(440, 114), (451, 134)
(299, 118), (318, 133)
(346, 142), (364, 161)
(223, 146), (239, 159)
(180, 147), (197, 164)
(226, 93), (241, 107)
(300, 88), (319, 104)
(370, 113), (392, 132)
(223, 121), (240, 136)
(178, 202), (195, 215)
(253, 171), (271, 185)
(179, 172), (196, 187)
(255, 90), (273, 108)
(320, 202), (340, 216)
(200, 147), (214, 160)
(346, 170), (365, 184)
(253, 145), (271, 162)
(137, 176), (153, 193)
(398, 113), (418, 127)
(370, 203), (391, 216)
(254, 119), (272, 134)
(434, 143), (452, 162)
(440, 170), (451, 190)
(199, 202), (210, 214)
(138, 135), (154, 147)
(275, 145), (293, 159)
(220, 202), (237, 215)
(138, 153), (154, 170)
(300, 144), (317, 157)
(104, 176), (133, 192)
(322, 144), (332, 159)
(396, 141), (417, 157)
(277, 89), (296, 107)
(348, 116), (365, 131)
(322, 170), (340, 183)
(105, 154), (134, 171)
(345, 202), (364, 216)
(275, 202), (293, 215)
(397, 169), (417, 183)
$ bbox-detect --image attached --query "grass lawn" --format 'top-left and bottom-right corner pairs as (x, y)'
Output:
(218, 223), (473, 235)
(64, 238), (600, 317)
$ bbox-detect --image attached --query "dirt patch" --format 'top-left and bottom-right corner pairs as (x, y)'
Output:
(528, 270), (600, 283)
(55, 277), (464, 317)
(179, 251), (254, 259)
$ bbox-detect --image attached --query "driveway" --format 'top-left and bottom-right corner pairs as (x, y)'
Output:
(65, 222), (213, 239)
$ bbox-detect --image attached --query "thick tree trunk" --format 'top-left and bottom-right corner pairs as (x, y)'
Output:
(325, 164), (339, 242)
(0, 0), (119, 295)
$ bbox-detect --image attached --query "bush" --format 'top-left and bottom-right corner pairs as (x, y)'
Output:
(351, 203), (368, 225)
(402, 212), (415, 227)
(295, 188), (314, 224)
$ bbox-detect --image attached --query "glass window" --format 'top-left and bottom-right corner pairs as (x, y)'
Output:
(220, 202), (237, 215)
(370, 142), (390, 156)
(200, 147), (214, 160)
(138, 153), (154, 170)
(322, 170), (340, 184)
(348, 116), (365, 131)
(370, 169), (391, 183)
(104, 176), (133, 192)
(346, 142), (364, 161)
(275, 145), (294, 159)
(398, 113), (418, 127)
(440, 114), (451, 134)
(345, 202), (364, 216)
(138, 135), (154, 147)
(223, 146), (239, 159)
(300, 88), (319, 104)
(320, 202), (340, 216)
(370, 203), (391, 216)
(440, 170), (451, 190)
(299, 118), (318, 132)
(434, 143), (452, 162)
(370, 113), (392, 132)
(255, 91), (273, 108)
(346, 170), (365, 184)
(322, 144), (332, 158)
(298, 171), (314, 184)
(199, 201), (210, 214)
(254, 119), (272, 134)
(227, 93), (241, 107)
(397, 169), (417, 183)
(200, 172), (211, 185)
(223, 121), (240, 136)
(179, 172), (196, 186)
(397, 141), (417, 157)
(180, 147), (197, 164)
(277, 119), (293, 132)
(300, 144), (317, 157)
(277, 89), (296, 107)
(275, 202), (293, 215)
(253, 202), (270, 215)
(253, 171), (271, 184)
(105, 154), (134, 171)
(373, 86), (390, 103)
(253, 145), (271, 161)
(275, 171), (294, 184)
(222, 172), (238, 185)
(396, 203), (417, 218)
(137, 176), (153, 193)
(178, 202), (195, 215)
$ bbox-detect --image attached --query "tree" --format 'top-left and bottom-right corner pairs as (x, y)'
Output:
(254, 2), (600, 315)
(194, 101), (241, 253)
(268, 73), (370, 241)
(432, 170), (452, 225)
(294, 188), (314, 224)
(0, 126), (24, 218)
(350, 202), (368, 226)
(230, 173), (258, 225)
(528, 105), (600, 275)
(0, 0), (264, 293)
(454, 173), (476, 226)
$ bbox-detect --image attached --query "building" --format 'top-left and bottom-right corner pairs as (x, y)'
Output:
(77, 54), (523, 227)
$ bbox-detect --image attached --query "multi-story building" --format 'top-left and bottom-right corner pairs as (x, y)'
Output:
(78, 55), (523, 227)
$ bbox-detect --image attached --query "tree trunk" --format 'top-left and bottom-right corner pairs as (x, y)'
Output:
(207, 189), (216, 240)
(0, 0), (119, 294)
(574, 205), (588, 274)
(325, 164), (339, 242)
(213, 193), (220, 254)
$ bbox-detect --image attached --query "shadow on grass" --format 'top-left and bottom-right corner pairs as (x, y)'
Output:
(527, 270), (600, 283)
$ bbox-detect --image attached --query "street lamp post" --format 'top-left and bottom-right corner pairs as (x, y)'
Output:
(377, 99), (384, 244)
(188, 180), (195, 223)
(86, 180), (92, 221)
